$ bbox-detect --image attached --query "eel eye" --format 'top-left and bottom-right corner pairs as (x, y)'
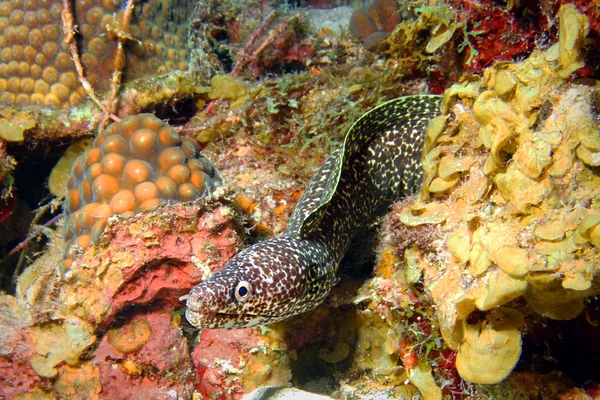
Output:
(234, 281), (252, 302)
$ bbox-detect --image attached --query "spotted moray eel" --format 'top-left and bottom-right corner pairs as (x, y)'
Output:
(186, 95), (442, 329)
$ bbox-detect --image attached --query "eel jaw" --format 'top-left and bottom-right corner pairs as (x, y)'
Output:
(184, 307), (237, 329)
(185, 307), (283, 330)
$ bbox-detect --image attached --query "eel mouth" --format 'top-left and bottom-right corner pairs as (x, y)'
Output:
(185, 308), (279, 320)
(185, 307), (276, 329)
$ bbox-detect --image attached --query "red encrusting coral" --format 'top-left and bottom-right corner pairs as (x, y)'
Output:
(93, 203), (241, 328)
(94, 312), (195, 400)
(15, 197), (244, 330)
(463, 9), (535, 73)
(445, 0), (537, 73)
(192, 328), (261, 399)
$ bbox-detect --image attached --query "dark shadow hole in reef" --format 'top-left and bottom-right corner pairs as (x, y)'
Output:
(209, 31), (235, 73)
(286, 306), (360, 396)
(0, 140), (66, 293)
(264, 61), (308, 77)
(517, 296), (600, 385)
(340, 224), (380, 279)
(145, 97), (199, 127)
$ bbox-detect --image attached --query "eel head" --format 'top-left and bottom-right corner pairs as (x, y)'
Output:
(186, 237), (334, 329)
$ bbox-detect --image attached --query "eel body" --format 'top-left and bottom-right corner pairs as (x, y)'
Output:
(186, 95), (442, 329)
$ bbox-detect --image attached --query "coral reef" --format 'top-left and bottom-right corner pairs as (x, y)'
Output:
(189, 1), (317, 79)
(445, 0), (538, 72)
(0, 0), (598, 398)
(1, 191), (243, 397)
(364, 0), (599, 94)
(61, 113), (221, 272)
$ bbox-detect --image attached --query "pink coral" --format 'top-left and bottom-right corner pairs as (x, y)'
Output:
(47, 198), (243, 329)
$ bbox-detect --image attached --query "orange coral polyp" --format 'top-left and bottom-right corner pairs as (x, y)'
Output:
(134, 181), (158, 203)
(155, 176), (177, 198)
(189, 170), (207, 193)
(92, 174), (120, 202)
(110, 190), (136, 214)
(157, 126), (181, 147)
(130, 129), (159, 159)
(87, 163), (102, 180)
(166, 163), (190, 184)
(66, 188), (81, 213)
(178, 182), (200, 201)
(78, 179), (93, 203)
(139, 198), (161, 211)
(123, 159), (152, 185)
(157, 147), (186, 173)
(101, 135), (130, 156)
(118, 115), (141, 138)
(83, 148), (102, 169)
(100, 152), (126, 176)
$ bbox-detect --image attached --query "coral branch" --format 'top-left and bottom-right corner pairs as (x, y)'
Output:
(205, 10), (279, 115)
(230, 9), (276, 77)
(246, 22), (286, 67)
(103, 0), (135, 128)
(6, 204), (62, 284)
(61, 0), (106, 112)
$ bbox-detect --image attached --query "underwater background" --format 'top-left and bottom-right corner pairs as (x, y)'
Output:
(0, 0), (599, 398)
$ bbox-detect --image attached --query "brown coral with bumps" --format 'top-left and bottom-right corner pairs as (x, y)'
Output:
(0, 0), (192, 108)
(62, 113), (221, 272)
(349, 0), (400, 51)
